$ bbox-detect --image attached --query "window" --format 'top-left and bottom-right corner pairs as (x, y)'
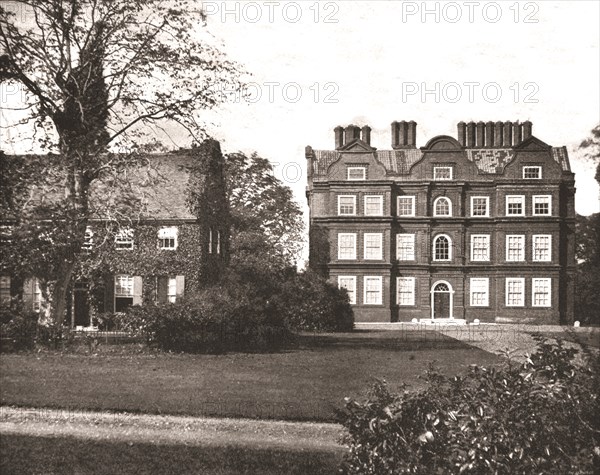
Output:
(364, 195), (383, 216)
(397, 277), (415, 306)
(338, 233), (357, 260)
(115, 227), (134, 250)
(338, 195), (356, 215)
(433, 197), (452, 217)
(470, 278), (489, 306)
(364, 233), (383, 260)
(471, 235), (490, 261)
(216, 230), (221, 255)
(0, 276), (10, 305)
(158, 226), (178, 250)
(82, 227), (93, 252)
(33, 278), (43, 312)
(347, 167), (366, 180)
(523, 166), (542, 179)
(338, 276), (356, 304)
(115, 275), (134, 312)
(167, 277), (177, 303)
(506, 195), (525, 216)
(471, 196), (489, 217)
(533, 195), (552, 216)
(506, 278), (525, 307)
(532, 278), (551, 307)
(433, 235), (451, 261)
(506, 235), (525, 261)
(397, 234), (415, 261)
(208, 228), (213, 254)
(434, 166), (453, 180)
(364, 276), (382, 305)
(532, 235), (552, 262)
(397, 196), (416, 216)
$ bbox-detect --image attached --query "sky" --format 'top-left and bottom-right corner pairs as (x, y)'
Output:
(1, 1), (599, 250)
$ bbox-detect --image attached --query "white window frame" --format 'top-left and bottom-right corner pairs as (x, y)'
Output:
(337, 195), (356, 216)
(506, 235), (525, 262)
(396, 233), (415, 261)
(115, 275), (134, 297)
(523, 166), (542, 179)
(364, 233), (383, 260)
(338, 233), (357, 260)
(505, 278), (525, 307)
(532, 195), (552, 216)
(364, 195), (383, 216)
(470, 234), (490, 262)
(433, 196), (452, 217)
(82, 226), (94, 252)
(532, 278), (551, 307)
(167, 276), (177, 303)
(433, 166), (453, 181)
(470, 196), (489, 217)
(32, 278), (43, 312)
(363, 276), (383, 305)
(470, 278), (489, 307)
(338, 276), (357, 305)
(505, 195), (525, 217)
(158, 226), (178, 250)
(433, 234), (452, 262)
(397, 277), (415, 306)
(115, 227), (134, 250)
(216, 230), (221, 255)
(397, 196), (416, 217)
(347, 167), (366, 181)
(532, 234), (552, 262)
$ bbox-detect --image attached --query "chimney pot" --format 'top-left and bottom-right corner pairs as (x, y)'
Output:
(334, 126), (344, 149)
(485, 121), (494, 147)
(407, 121), (417, 147)
(503, 121), (512, 147)
(344, 125), (360, 144)
(391, 121), (399, 148)
(466, 122), (476, 147)
(361, 125), (371, 145)
(512, 122), (522, 145)
(522, 121), (532, 140)
(457, 122), (466, 147)
(494, 121), (504, 147)
(476, 122), (485, 147)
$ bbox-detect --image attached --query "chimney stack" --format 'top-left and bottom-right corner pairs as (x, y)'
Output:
(457, 122), (466, 146)
(361, 125), (371, 145)
(503, 121), (513, 146)
(522, 121), (532, 140)
(476, 122), (485, 147)
(512, 122), (522, 145)
(391, 121), (400, 148)
(494, 121), (503, 147)
(391, 120), (416, 149)
(334, 126), (344, 149)
(407, 121), (417, 146)
(466, 122), (476, 147)
(485, 121), (494, 147)
(344, 124), (360, 144)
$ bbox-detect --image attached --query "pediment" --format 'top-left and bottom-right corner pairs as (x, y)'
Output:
(421, 135), (463, 151)
(338, 138), (376, 152)
(514, 136), (551, 151)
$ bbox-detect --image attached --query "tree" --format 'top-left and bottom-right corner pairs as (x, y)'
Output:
(224, 152), (304, 266)
(578, 124), (600, 184)
(0, 1), (244, 326)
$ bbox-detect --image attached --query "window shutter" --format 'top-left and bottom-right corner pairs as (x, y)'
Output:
(133, 276), (143, 306)
(104, 276), (115, 313)
(157, 276), (168, 303)
(176, 275), (185, 297)
(23, 278), (34, 309)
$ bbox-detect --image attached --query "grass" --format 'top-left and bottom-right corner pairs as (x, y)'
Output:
(0, 330), (498, 422)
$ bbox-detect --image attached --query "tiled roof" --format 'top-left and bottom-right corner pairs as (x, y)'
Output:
(374, 150), (423, 174)
(551, 147), (570, 171)
(312, 150), (341, 175)
(466, 149), (515, 174)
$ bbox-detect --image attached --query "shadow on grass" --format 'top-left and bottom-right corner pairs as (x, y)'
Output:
(1, 434), (344, 475)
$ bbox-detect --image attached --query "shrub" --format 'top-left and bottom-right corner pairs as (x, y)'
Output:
(123, 284), (292, 353)
(0, 305), (39, 351)
(273, 271), (354, 332)
(338, 336), (600, 474)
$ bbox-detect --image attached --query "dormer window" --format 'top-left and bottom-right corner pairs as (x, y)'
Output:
(347, 166), (366, 180)
(433, 166), (453, 181)
(158, 226), (178, 250)
(523, 166), (542, 179)
(115, 227), (134, 250)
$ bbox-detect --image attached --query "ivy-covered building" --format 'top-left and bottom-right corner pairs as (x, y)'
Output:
(0, 139), (229, 328)
(306, 121), (576, 324)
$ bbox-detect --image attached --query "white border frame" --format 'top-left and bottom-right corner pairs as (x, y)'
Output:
(470, 196), (490, 217)
(363, 195), (383, 216)
(532, 234), (552, 262)
(532, 195), (552, 216)
(469, 277), (489, 307)
(364, 232), (383, 260)
(363, 276), (383, 305)
(397, 277), (416, 306)
(396, 233), (415, 261)
(433, 234), (452, 262)
(532, 277), (552, 307)
(430, 280), (454, 319)
(433, 166), (453, 181)
(338, 276), (357, 305)
(523, 165), (542, 179)
(505, 195), (525, 217)
(397, 195), (416, 217)
(433, 196), (453, 217)
(506, 234), (525, 262)
(470, 234), (490, 262)
(158, 226), (178, 250)
(505, 277), (525, 307)
(347, 166), (366, 181)
(337, 233), (357, 260)
(337, 195), (357, 216)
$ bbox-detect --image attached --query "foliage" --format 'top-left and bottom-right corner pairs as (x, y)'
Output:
(579, 124), (600, 184)
(338, 337), (600, 474)
(225, 152), (304, 266)
(273, 270), (354, 332)
(575, 213), (600, 325)
(0, 304), (39, 350)
(123, 285), (292, 354)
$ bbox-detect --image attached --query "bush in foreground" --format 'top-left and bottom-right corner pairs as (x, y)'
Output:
(338, 336), (600, 474)
(0, 305), (39, 351)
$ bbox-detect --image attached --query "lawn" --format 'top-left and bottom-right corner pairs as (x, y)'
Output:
(0, 330), (499, 422)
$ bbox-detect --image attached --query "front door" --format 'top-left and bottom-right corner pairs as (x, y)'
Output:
(432, 282), (452, 319)
(73, 285), (90, 327)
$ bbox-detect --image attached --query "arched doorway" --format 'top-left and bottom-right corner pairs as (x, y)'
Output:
(431, 281), (453, 319)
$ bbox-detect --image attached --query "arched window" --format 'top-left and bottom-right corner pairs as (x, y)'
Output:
(434, 235), (452, 261)
(434, 197), (452, 217)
